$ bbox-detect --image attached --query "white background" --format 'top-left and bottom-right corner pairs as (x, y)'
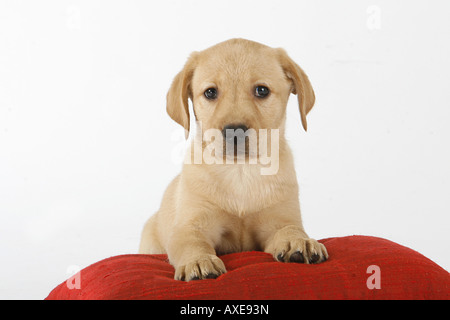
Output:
(1, 0), (449, 299)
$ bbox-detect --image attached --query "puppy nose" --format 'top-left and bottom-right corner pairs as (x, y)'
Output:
(222, 124), (248, 142)
(222, 124), (248, 133)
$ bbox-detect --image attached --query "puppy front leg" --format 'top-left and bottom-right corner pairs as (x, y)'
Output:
(251, 201), (329, 264)
(168, 227), (226, 281)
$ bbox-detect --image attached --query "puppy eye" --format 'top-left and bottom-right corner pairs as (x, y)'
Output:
(255, 86), (270, 98)
(204, 88), (218, 100)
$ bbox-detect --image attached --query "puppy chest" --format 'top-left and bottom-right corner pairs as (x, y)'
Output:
(214, 217), (260, 254)
(219, 169), (283, 215)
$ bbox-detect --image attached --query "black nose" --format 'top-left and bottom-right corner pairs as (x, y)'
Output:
(222, 124), (248, 133)
(222, 124), (248, 142)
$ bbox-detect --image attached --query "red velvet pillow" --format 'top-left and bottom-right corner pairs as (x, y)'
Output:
(46, 236), (449, 300)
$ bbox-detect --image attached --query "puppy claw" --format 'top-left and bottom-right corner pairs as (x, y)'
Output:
(174, 254), (226, 281)
(267, 227), (329, 265)
(289, 251), (305, 263)
(309, 253), (320, 264)
(276, 252), (285, 262)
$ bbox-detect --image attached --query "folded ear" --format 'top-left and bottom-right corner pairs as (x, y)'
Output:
(278, 49), (315, 131)
(166, 52), (198, 139)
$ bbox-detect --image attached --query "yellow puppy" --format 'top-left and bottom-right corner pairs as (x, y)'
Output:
(139, 39), (328, 281)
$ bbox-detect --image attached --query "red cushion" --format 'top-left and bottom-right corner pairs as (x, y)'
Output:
(46, 236), (449, 300)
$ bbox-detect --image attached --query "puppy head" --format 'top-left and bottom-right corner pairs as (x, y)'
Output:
(166, 38), (315, 141)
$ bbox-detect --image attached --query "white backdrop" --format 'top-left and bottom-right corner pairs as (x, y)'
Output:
(1, 0), (449, 299)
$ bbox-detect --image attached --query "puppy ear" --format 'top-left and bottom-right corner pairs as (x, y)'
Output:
(278, 49), (315, 131)
(166, 52), (198, 139)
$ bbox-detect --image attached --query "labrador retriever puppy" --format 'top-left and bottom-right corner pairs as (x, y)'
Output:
(139, 38), (328, 281)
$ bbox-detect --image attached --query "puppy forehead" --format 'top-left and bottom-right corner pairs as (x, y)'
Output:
(193, 41), (284, 86)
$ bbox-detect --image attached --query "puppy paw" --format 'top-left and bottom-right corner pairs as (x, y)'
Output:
(174, 254), (227, 281)
(267, 226), (329, 264)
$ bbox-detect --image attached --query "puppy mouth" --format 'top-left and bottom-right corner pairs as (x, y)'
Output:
(223, 138), (249, 158)
(222, 126), (250, 158)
